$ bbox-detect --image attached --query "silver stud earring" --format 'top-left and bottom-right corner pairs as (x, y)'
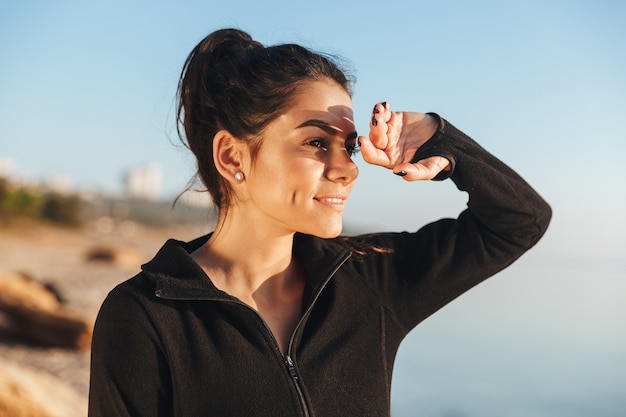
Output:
(234, 172), (244, 182)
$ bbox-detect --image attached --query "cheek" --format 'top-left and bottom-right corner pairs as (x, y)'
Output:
(256, 157), (321, 185)
(247, 160), (297, 202)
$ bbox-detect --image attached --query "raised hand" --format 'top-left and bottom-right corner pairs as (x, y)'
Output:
(358, 102), (450, 181)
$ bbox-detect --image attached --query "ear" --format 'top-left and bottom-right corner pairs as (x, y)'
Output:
(213, 130), (247, 183)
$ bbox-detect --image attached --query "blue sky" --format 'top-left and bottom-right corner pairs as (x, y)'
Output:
(2, 0), (623, 260)
(1, 1), (625, 415)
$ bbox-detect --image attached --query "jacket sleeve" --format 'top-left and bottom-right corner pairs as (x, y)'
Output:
(88, 276), (173, 417)
(357, 114), (552, 332)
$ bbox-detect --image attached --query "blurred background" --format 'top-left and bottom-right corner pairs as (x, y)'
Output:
(1, 1), (624, 416)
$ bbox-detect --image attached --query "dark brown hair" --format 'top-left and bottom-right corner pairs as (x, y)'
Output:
(176, 28), (354, 210)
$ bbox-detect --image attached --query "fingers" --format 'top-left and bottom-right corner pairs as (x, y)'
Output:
(393, 156), (451, 182)
(361, 101), (393, 167)
(359, 134), (392, 167)
(367, 101), (404, 159)
(370, 102), (391, 126)
(362, 101), (410, 169)
(362, 101), (448, 181)
(369, 102), (390, 149)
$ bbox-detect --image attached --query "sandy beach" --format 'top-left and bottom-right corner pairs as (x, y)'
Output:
(0, 219), (207, 416)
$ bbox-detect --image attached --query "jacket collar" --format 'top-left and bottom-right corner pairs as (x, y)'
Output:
(141, 233), (352, 301)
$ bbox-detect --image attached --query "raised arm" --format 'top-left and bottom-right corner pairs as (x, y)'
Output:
(355, 103), (552, 329)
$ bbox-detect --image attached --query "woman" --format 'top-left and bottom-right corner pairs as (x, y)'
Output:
(88, 28), (551, 416)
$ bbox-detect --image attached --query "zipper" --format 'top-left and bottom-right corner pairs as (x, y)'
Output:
(156, 251), (352, 417)
(283, 251), (352, 417)
(207, 298), (313, 416)
(284, 355), (299, 379)
(286, 251), (351, 356)
(284, 354), (309, 415)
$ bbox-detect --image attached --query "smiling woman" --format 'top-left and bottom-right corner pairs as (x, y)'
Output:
(88, 28), (551, 417)
(234, 80), (359, 239)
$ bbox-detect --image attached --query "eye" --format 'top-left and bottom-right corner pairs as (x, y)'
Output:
(306, 138), (328, 151)
(345, 140), (360, 157)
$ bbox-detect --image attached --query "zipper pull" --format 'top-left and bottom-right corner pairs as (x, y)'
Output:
(284, 355), (299, 380)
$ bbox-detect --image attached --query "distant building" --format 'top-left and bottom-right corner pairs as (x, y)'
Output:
(44, 174), (74, 195)
(0, 157), (15, 179)
(124, 163), (162, 200)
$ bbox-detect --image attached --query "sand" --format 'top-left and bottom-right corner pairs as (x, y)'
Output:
(0, 219), (207, 417)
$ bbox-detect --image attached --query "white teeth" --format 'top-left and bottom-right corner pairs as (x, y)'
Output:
(324, 198), (343, 204)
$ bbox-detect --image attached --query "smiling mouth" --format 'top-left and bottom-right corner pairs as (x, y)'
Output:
(315, 196), (347, 210)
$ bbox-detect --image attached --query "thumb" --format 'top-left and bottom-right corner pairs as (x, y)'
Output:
(393, 156), (451, 181)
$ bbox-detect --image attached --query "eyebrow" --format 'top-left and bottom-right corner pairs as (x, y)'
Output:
(296, 119), (358, 140)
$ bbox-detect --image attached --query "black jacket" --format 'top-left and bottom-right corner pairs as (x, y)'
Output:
(88, 116), (551, 416)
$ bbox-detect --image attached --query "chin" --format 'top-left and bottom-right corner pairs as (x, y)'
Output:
(311, 224), (343, 239)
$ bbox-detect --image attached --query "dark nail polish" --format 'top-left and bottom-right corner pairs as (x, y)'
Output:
(381, 101), (387, 109)
(394, 171), (407, 177)
(372, 105), (379, 114)
(371, 114), (378, 126)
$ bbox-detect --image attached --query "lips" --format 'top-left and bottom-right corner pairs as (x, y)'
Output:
(315, 195), (348, 210)
(322, 197), (344, 204)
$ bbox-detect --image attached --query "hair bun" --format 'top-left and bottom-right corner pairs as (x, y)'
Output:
(197, 28), (263, 69)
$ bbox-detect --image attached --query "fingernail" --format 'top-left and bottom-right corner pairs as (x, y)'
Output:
(371, 114), (378, 126)
(372, 105), (379, 114)
(357, 138), (361, 147)
(381, 101), (387, 109)
(394, 171), (407, 177)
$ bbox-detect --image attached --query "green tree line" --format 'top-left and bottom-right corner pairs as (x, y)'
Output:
(0, 178), (81, 226)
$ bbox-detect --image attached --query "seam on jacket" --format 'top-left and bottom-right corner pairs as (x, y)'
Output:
(354, 266), (411, 335)
(127, 279), (171, 362)
(379, 305), (391, 409)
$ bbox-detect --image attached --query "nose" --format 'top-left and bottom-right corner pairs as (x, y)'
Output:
(325, 148), (359, 184)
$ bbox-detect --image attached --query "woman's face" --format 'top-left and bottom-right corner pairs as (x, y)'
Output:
(241, 79), (359, 238)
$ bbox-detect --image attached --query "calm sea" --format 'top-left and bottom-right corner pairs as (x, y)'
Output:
(389, 260), (626, 417)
